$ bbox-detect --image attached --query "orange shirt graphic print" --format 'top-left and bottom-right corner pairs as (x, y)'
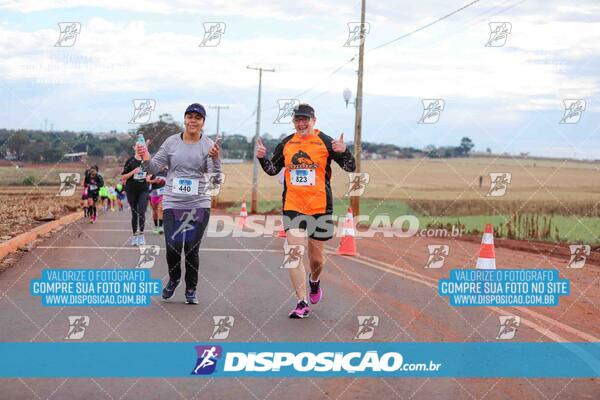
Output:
(283, 130), (329, 214)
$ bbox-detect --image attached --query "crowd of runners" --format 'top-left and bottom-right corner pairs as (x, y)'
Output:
(80, 102), (354, 316)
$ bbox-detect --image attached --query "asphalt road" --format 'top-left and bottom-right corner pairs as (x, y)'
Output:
(0, 209), (597, 399)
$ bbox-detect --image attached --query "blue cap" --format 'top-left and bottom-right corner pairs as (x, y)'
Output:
(185, 103), (206, 118)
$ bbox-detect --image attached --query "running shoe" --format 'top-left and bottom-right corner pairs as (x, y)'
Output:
(308, 274), (322, 305)
(162, 279), (179, 299)
(185, 289), (198, 304)
(130, 234), (138, 246)
(288, 300), (310, 319)
(137, 234), (145, 246)
(153, 227), (159, 234)
(158, 226), (164, 235)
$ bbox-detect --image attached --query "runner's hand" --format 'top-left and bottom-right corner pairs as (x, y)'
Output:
(136, 143), (149, 161)
(256, 137), (266, 159)
(209, 136), (221, 159)
(332, 133), (346, 153)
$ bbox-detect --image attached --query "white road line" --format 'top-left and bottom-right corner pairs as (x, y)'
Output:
(37, 246), (282, 252)
(326, 248), (598, 343)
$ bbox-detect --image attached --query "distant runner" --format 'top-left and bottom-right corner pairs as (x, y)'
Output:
(83, 166), (104, 223)
(122, 145), (150, 246)
(148, 168), (167, 234)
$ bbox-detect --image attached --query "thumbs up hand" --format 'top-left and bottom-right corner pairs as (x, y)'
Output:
(256, 136), (266, 159)
(332, 133), (346, 153)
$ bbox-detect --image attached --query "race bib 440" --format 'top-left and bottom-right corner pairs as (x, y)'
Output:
(172, 178), (199, 195)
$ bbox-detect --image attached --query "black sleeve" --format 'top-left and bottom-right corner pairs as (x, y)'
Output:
(121, 158), (133, 175)
(258, 142), (285, 176)
(97, 174), (105, 188)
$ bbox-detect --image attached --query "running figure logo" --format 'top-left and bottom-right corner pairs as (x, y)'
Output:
(57, 173), (80, 196)
(202, 173), (225, 197)
(485, 22), (512, 47)
(559, 99), (586, 124)
(137, 245), (160, 269)
(424, 245), (449, 269)
(282, 244), (305, 269)
(354, 316), (379, 340)
(496, 316), (520, 340)
(344, 22), (370, 47)
(171, 209), (198, 241)
(345, 173), (370, 197)
(55, 22), (81, 47)
(274, 99), (300, 124)
(191, 345), (222, 375)
(566, 245), (591, 269)
(486, 172), (512, 197)
(65, 316), (89, 340)
(199, 22), (226, 47)
(129, 99), (156, 124)
(210, 316), (235, 340)
(418, 99), (445, 124)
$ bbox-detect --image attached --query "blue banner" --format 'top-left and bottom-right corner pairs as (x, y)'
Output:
(438, 269), (570, 306)
(30, 269), (162, 306)
(0, 342), (599, 378)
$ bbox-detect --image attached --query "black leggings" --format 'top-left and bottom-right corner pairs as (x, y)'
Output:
(126, 188), (149, 233)
(163, 208), (210, 290)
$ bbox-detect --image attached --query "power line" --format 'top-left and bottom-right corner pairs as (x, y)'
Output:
(371, 0), (482, 51)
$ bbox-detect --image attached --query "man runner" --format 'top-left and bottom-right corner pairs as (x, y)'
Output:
(256, 103), (356, 318)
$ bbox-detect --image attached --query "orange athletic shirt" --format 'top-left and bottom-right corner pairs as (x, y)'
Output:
(258, 129), (356, 215)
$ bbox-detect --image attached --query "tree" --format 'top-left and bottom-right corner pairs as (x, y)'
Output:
(137, 121), (183, 154)
(458, 137), (474, 156)
(7, 132), (29, 160)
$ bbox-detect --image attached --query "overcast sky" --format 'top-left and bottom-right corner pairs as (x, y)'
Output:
(1, 0), (599, 158)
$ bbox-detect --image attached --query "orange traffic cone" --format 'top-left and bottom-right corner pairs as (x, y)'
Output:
(337, 207), (359, 256)
(278, 216), (286, 237)
(476, 223), (496, 270)
(237, 202), (248, 228)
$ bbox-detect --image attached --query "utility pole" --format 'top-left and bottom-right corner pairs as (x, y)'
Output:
(247, 65), (275, 214)
(208, 105), (229, 137)
(351, 0), (366, 216)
